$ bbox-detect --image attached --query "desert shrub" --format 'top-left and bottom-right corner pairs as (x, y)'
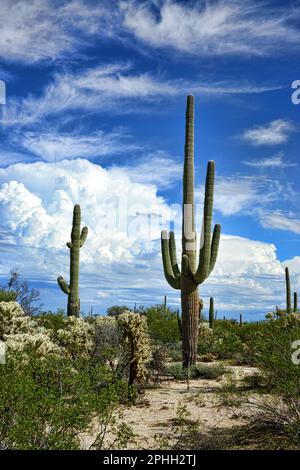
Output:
(165, 363), (226, 381)
(250, 313), (300, 390)
(0, 349), (130, 450)
(193, 363), (226, 380)
(166, 341), (182, 362)
(92, 316), (120, 367)
(146, 345), (168, 385)
(117, 312), (152, 386)
(107, 305), (130, 317)
(197, 319), (264, 362)
(247, 313), (300, 446)
(0, 288), (17, 302)
(146, 305), (180, 344)
(35, 310), (66, 331)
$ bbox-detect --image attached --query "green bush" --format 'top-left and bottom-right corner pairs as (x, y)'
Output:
(146, 305), (180, 344)
(0, 349), (130, 450)
(197, 319), (265, 362)
(35, 309), (66, 331)
(107, 305), (130, 317)
(0, 288), (17, 302)
(247, 314), (300, 447)
(165, 363), (226, 381)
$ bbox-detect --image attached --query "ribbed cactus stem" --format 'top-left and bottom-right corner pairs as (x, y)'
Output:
(160, 95), (221, 368)
(285, 267), (291, 314)
(209, 297), (214, 329)
(57, 204), (88, 317)
(294, 292), (298, 313)
(177, 310), (182, 339)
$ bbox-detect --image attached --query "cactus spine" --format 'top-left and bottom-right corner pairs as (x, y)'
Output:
(161, 96), (221, 368)
(57, 204), (88, 317)
(209, 297), (214, 329)
(285, 267), (291, 314)
(294, 292), (298, 313)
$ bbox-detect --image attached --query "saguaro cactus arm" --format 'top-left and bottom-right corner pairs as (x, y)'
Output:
(57, 275), (70, 295)
(80, 226), (88, 247)
(209, 223), (221, 275)
(161, 231), (180, 289)
(169, 231), (181, 278)
(195, 161), (216, 284)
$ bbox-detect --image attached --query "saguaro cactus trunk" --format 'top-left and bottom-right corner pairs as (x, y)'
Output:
(285, 267), (291, 314)
(294, 292), (298, 313)
(161, 96), (221, 368)
(57, 204), (88, 317)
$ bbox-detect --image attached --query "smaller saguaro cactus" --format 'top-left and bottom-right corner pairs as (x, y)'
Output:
(163, 295), (167, 315)
(57, 205), (88, 317)
(294, 292), (298, 313)
(239, 313), (243, 327)
(285, 267), (291, 314)
(209, 297), (214, 329)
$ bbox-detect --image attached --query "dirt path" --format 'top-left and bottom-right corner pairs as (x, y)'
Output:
(82, 364), (260, 450)
(121, 365), (257, 449)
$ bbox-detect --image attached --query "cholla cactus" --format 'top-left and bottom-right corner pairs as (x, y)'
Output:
(56, 317), (94, 360)
(5, 332), (60, 357)
(117, 312), (152, 386)
(0, 301), (59, 357)
(0, 301), (33, 339)
(57, 205), (88, 317)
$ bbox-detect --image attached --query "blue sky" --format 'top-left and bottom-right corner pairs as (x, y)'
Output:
(0, 0), (300, 319)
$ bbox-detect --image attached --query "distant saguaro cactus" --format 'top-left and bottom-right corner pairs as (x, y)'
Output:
(161, 96), (221, 368)
(57, 205), (88, 317)
(209, 297), (214, 329)
(294, 292), (298, 313)
(285, 267), (291, 314)
(239, 313), (243, 327)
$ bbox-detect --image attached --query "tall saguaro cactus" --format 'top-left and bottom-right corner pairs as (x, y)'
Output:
(161, 95), (221, 368)
(57, 204), (88, 317)
(285, 267), (291, 314)
(294, 292), (298, 313)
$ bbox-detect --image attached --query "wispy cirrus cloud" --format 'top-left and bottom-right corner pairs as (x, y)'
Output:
(261, 210), (300, 235)
(1, 63), (282, 126)
(121, 0), (300, 57)
(241, 119), (296, 146)
(111, 151), (182, 189)
(197, 176), (282, 217)
(243, 153), (296, 169)
(18, 128), (139, 163)
(0, 0), (111, 64)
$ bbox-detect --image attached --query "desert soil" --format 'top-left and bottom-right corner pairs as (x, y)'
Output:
(82, 363), (262, 450)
